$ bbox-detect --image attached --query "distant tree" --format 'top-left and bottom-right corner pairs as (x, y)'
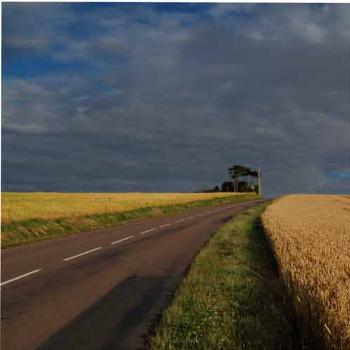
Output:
(221, 181), (234, 192)
(228, 165), (252, 191)
(200, 185), (221, 193)
(196, 165), (260, 194)
(228, 165), (260, 193)
(213, 185), (220, 192)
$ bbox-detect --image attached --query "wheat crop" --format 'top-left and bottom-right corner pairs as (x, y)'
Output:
(2, 192), (239, 223)
(262, 194), (350, 349)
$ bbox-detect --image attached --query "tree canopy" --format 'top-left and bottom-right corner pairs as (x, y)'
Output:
(198, 164), (260, 194)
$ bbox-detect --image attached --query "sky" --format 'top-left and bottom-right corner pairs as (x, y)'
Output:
(2, 3), (350, 197)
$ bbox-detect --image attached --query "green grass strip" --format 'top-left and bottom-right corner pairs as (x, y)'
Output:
(1, 193), (259, 249)
(150, 204), (301, 350)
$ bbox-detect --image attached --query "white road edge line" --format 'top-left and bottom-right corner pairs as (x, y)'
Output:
(175, 218), (185, 223)
(1, 269), (42, 287)
(63, 247), (102, 262)
(140, 228), (156, 235)
(111, 236), (134, 245)
(160, 223), (171, 228)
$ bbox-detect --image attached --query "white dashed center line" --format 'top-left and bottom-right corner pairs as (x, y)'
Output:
(1, 269), (42, 287)
(139, 228), (156, 235)
(175, 218), (185, 223)
(1, 205), (238, 287)
(111, 236), (134, 245)
(63, 247), (102, 262)
(3, 205), (235, 278)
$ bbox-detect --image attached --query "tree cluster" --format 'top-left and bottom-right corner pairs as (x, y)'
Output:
(199, 165), (260, 193)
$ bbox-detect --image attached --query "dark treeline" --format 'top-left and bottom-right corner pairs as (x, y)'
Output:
(199, 165), (260, 194)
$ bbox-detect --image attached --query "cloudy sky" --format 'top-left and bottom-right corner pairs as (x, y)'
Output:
(2, 3), (350, 196)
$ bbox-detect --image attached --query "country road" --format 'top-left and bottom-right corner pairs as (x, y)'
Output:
(1, 199), (263, 350)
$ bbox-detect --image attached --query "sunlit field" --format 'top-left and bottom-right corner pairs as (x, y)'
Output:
(2, 192), (239, 223)
(1, 192), (259, 248)
(262, 194), (350, 350)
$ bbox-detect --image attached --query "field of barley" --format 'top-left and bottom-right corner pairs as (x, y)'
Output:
(2, 192), (238, 223)
(262, 194), (350, 350)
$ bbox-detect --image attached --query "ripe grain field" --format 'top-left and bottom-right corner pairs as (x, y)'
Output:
(262, 194), (350, 350)
(1, 192), (258, 248)
(2, 192), (241, 223)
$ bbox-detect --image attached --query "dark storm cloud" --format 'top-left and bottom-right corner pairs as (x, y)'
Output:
(2, 3), (350, 196)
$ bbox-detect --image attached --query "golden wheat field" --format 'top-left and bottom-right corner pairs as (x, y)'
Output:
(262, 194), (350, 350)
(1, 192), (238, 223)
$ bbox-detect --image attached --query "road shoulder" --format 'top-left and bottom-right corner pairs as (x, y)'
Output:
(150, 204), (301, 349)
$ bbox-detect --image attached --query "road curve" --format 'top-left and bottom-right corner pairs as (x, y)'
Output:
(1, 199), (263, 350)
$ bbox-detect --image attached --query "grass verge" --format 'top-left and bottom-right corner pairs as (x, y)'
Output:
(150, 204), (301, 350)
(1, 193), (259, 249)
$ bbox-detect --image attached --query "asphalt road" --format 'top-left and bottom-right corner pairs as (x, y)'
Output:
(1, 199), (263, 350)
